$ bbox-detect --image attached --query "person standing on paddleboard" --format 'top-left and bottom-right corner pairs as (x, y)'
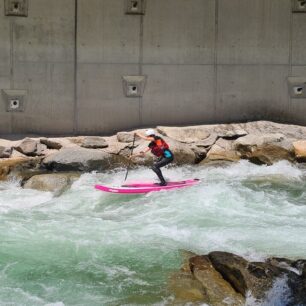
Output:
(131, 129), (174, 186)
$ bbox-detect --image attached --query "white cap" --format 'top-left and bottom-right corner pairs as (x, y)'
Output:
(145, 129), (155, 136)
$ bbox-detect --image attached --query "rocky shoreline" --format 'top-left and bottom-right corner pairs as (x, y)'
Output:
(1, 121), (306, 194)
(169, 251), (306, 305)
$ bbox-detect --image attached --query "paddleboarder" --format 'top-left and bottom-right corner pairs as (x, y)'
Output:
(131, 129), (174, 186)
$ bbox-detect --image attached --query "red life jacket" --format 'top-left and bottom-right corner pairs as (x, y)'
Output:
(149, 136), (170, 157)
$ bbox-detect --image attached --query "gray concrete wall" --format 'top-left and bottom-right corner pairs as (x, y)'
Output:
(0, 0), (305, 135)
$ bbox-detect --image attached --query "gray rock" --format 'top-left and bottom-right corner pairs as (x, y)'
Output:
(40, 138), (62, 150)
(81, 136), (108, 149)
(36, 143), (48, 156)
(157, 126), (210, 143)
(24, 173), (79, 196)
(204, 139), (240, 162)
(195, 133), (218, 148)
(43, 147), (119, 171)
(0, 146), (12, 158)
(15, 138), (38, 156)
(234, 133), (294, 165)
(117, 132), (136, 143)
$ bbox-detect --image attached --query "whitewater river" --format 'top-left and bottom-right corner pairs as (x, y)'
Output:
(1, 161), (306, 306)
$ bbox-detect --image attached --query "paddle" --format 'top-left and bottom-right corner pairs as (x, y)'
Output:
(124, 133), (136, 182)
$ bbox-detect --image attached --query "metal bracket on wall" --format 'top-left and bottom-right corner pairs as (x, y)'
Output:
(292, 0), (306, 12)
(4, 0), (28, 17)
(288, 77), (306, 98)
(2, 89), (27, 111)
(125, 0), (145, 15)
(122, 76), (147, 97)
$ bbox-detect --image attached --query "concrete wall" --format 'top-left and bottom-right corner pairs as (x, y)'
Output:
(0, 0), (305, 135)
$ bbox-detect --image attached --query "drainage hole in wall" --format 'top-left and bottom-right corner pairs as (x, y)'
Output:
(299, 0), (306, 8)
(294, 86), (303, 95)
(13, 2), (19, 11)
(132, 1), (138, 10)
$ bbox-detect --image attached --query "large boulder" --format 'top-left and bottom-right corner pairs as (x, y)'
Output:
(24, 173), (79, 196)
(189, 255), (245, 305)
(208, 252), (285, 300)
(234, 133), (295, 165)
(203, 138), (240, 163)
(43, 147), (121, 171)
(157, 126), (210, 143)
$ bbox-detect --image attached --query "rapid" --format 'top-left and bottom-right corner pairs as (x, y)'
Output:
(1, 160), (306, 305)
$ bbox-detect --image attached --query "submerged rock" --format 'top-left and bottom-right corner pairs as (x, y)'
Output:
(24, 173), (79, 196)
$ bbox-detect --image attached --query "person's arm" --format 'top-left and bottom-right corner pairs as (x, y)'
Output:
(130, 147), (150, 158)
(135, 132), (154, 141)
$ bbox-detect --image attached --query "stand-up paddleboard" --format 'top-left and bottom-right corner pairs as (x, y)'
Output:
(95, 179), (200, 194)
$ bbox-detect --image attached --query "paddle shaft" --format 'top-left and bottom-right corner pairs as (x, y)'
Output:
(124, 133), (136, 181)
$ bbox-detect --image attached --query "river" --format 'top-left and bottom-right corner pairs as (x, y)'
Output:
(1, 160), (306, 305)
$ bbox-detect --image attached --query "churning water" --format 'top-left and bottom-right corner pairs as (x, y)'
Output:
(1, 161), (306, 306)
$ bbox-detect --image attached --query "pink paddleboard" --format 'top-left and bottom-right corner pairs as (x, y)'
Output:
(95, 179), (200, 194)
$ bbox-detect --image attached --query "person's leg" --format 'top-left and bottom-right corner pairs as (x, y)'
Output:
(151, 157), (173, 185)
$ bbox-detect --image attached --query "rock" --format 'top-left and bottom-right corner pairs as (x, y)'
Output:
(102, 136), (131, 155)
(15, 138), (38, 156)
(40, 138), (63, 150)
(189, 255), (245, 305)
(195, 133), (218, 148)
(157, 126), (210, 143)
(10, 149), (27, 158)
(234, 134), (294, 165)
(190, 144), (207, 164)
(0, 157), (42, 181)
(36, 143), (48, 156)
(24, 173), (79, 196)
(204, 139), (240, 162)
(81, 136), (108, 149)
(168, 271), (206, 304)
(293, 140), (306, 161)
(164, 136), (196, 164)
(222, 129), (248, 139)
(117, 132), (136, 143)
(43, 147), (120, 171)
(0, 146), (12, 158)
(208, 251), (285, 300)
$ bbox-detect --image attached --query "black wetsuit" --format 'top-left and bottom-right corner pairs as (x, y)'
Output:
(148, 136), (174, 185)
